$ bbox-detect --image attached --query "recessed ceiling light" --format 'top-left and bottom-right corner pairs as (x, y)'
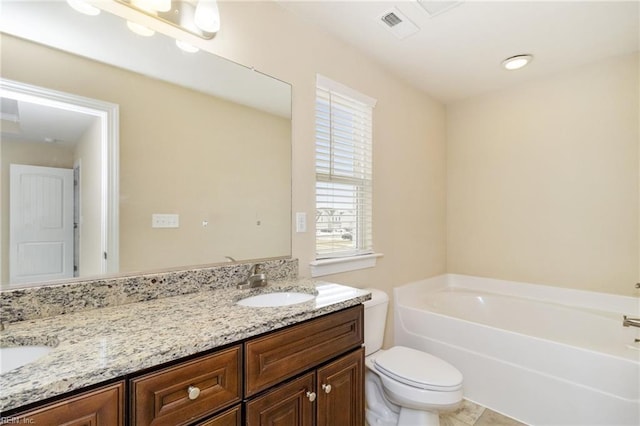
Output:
(502, 54), (533, 71)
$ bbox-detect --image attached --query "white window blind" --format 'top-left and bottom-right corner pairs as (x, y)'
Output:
(315, 76), (375, 259)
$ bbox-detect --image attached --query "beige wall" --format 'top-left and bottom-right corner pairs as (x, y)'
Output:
(1, 1), (448, 345)
(205, 1), (448, 284)
(200, 1), (448, 345)
(447, 53), (639, 296)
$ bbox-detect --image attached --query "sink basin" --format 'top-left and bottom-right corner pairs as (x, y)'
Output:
(237, 292), (315, 307)
(0, 346), (53, 374)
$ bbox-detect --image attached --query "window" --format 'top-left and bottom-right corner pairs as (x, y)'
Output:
(314, 75), (376, 266)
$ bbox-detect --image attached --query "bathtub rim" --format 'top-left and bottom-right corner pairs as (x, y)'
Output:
(397, 273), (639, 316)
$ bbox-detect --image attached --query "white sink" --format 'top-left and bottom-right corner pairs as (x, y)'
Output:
(237, 292), (315, 307)
(0, 346), (53, 374)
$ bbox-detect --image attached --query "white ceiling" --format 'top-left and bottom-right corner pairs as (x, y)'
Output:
(1, 98), (96, 148)
(280, 0), (640, 103)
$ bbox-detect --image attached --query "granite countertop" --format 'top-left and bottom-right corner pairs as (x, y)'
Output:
(0, 279), (370, 413)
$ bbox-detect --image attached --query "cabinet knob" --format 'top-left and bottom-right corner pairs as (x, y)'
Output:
(187, 385), (201, 400)
(306, 391), (317, 402)
(322, 383), (332, 394)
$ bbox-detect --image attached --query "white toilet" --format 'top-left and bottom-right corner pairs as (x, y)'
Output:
(363, 288), (463, 426)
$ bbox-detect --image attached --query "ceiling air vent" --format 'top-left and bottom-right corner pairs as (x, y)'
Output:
(377, 7), (419, 40)
(381, 12), (403, 27)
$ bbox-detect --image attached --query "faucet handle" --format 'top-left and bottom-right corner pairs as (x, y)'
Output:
(250, 263), (264, 275)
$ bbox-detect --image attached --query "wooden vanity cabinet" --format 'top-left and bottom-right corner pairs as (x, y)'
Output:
(246, 372), (316, 425)
(245, 305), (364, 426)
(246, 348), (364, 426)
(316, 348), (364, 426)
(130, 345), (241, 426)
(12, 381), (125, 425)
(5, 305), (364, 426)
(196, 405), (242, 426)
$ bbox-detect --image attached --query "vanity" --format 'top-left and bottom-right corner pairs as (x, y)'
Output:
(0, 272), (369, 425)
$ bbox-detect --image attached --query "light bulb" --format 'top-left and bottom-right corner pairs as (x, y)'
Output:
(66, 0), (101, 16)
(194, 0), (220, 33)
(176, 40), (200, 53)
(127, 21), (155, 37)
(502, 54), (533, 71)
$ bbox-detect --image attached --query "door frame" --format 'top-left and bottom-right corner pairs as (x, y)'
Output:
(1, 78), (120, 282)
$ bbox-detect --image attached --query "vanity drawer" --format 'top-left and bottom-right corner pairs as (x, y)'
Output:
(14, 381), (125, 425)
(131, 345), (241, 426)
(245, 305), (363, 396)
(196, 405), (241, 426)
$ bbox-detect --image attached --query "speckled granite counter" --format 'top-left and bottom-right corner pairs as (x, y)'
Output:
(0, 279), (370, 413)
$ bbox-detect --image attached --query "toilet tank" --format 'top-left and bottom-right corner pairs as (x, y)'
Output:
(363, 288), (389, 356)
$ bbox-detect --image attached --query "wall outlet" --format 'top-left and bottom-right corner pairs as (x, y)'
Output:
(152, 214), (179, 228)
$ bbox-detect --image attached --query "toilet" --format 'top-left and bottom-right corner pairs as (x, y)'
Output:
(363, 288), (463, 426)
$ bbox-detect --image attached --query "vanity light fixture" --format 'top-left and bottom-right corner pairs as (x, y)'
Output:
(502, 54), (533, 71)
(66, 0), (101, 16)
(132, 0), (171, 13)
(116, 0), (221, 39)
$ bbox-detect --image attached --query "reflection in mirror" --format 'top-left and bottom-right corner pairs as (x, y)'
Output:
(1, 79), (119, 287)
(0, 1), (292, 289)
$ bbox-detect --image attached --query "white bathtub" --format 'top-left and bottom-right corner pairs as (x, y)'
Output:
(393, 274), (640, 426)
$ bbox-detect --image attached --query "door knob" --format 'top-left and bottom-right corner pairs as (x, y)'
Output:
(322, 383), (332, 394)
(306, 391), (317, 402)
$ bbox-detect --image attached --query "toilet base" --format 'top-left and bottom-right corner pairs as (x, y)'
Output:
(398, 407), (440, 426)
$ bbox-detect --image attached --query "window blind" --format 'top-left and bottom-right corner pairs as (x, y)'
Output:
(315, 79), (374, 259)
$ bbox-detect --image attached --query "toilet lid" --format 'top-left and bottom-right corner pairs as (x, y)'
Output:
(374, 346), (463, 391)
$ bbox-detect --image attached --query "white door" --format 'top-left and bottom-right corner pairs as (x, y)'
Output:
(9, 164), (74, 285)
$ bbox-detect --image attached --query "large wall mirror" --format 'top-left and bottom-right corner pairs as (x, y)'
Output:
(0, 1), (292, 289)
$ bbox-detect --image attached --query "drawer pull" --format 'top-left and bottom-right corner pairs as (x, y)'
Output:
(322, 383), (332, 394)
(187, 385), (201, 400)
(306, 391), (316, 402)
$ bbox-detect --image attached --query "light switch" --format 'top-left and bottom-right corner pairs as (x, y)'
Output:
(296, 212), (307, 233)
(152, 214), (179, 228)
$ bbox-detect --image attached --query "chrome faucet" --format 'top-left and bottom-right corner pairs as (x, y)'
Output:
(236, 263), (268, 289)
(623, 315), (640, 328)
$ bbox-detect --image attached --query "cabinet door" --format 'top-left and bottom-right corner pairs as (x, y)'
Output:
(245, 305), (363, 397)
(14, 381), (125, 426)
(316, 348), (364, 426)
(246, 373), (315, 426)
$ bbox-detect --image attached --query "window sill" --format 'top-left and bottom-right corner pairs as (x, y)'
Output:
(310, 253), (383, 278)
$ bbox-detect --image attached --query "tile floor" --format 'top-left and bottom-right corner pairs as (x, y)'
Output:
(440, 400), (527, 426)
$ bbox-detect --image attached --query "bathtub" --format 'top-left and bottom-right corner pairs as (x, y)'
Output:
(393, 274), (640, 426)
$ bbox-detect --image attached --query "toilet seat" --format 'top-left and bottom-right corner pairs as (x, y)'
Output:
(374, 346), (463, 392)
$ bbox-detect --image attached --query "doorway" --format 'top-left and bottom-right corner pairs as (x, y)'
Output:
(1, 78), (119, 288)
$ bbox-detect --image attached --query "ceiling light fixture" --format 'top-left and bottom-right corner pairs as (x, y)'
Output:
(66, 0), (101, 16)
(116, 0), (220, 39)
(502, 54), (533, 71)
